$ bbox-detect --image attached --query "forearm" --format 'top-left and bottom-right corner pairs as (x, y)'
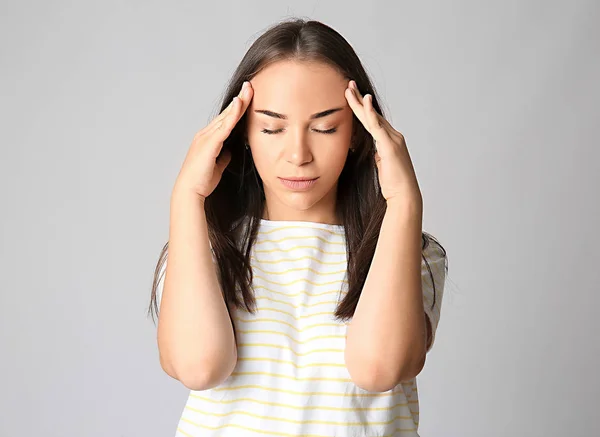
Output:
(157, 186), (237, 390)
(345, 199), (426, 391)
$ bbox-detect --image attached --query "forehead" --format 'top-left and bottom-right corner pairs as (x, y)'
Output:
(249, 60), (348, 118)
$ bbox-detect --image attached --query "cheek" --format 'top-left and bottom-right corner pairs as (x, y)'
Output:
(316, 142), (348, 165)
(246, 143), (277, 182)
(246, 125), (272, 166)
(316, 130), (352, 170)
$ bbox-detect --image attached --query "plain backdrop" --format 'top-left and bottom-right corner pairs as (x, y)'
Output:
(1, 1), (599, 436)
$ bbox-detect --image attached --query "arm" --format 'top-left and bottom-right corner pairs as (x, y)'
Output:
(345, 199), (426, 392)
(157, 186), (237, 391)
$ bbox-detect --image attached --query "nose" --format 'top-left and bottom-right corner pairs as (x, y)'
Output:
(284, 129), (313, 166)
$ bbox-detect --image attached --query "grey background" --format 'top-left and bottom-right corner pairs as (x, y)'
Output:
(1, 1), (598, 436)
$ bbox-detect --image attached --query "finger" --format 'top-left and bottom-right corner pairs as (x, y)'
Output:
(211, 83), (254, 148)
(200, 97), (238, 159)
(349, 80), (364, 105)
(220, 82), (254, 135)
(207, 83), (250, 137)
(209, 96), (239, 135)
(196, 97), (235, 137)
(348, 80), (374, 129)
(347, 81), (406, 148)
(208, 97), (241, 146)
(350, 82), (388, 134)
(345, 85), (369, 129)
(205, 81), (250, 133)
(212, 88), (242, 126)
(234, 81), (254, 120)
(381, 118), (405, 143)
(363, 94), (391, 151)
(363, 94), (384, 132)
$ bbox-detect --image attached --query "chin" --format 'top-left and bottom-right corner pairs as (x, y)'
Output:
(285, 195), (323, 211)
(276, 190), (325, 212)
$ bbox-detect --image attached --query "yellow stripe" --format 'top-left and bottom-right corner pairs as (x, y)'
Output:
(251, 262), (347, 276)
(253, 274), (348, 287)
(252, 306), (336, 320)
(238, 328), (345, 344)
(231, 370), (349, 382)
(237, 356), (346, 368)
(258, 226), (343, 237)
(185, 406), (415, 427)
(385, 428), (420, 435)
(180, 418), (328, 437)
(235, 317), (346, 332)
(255, 295), (340, 309)
(212, 384), (397, 397)
(255, 234), (346, 246)
(181, 418), (418, 437)
(237, 343), (344, 357)
(176, 427), (194, 437)
(190, 393), (409, 411)
(254, 246), (346, 255)
(252, 254), (346, 265)
(252, 284), (344, 298)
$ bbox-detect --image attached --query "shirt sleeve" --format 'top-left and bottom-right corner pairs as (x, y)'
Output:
(421, 237), (448, 352)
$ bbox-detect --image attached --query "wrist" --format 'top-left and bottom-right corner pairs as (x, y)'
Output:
(171, 184), (206, 207)
(386, 194), (422, 215)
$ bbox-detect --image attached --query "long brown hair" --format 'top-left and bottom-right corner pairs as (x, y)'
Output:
(147, 18), (447, 331)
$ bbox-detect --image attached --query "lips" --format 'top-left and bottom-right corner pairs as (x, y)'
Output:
(279, 177), (318, 181)
(278, 177), (319, 190)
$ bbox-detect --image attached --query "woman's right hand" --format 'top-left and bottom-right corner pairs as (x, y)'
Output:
(174, 81), (254, 200)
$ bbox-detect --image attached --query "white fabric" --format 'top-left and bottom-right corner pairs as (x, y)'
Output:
(156, 219), (447, 436)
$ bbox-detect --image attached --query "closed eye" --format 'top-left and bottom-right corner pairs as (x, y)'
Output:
(261, 128), (338, 135)
(316, 127), (337, 134)
(261, 128), (284, 135)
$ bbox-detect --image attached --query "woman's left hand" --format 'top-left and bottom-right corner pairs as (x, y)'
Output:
(345, 80), (422, 208)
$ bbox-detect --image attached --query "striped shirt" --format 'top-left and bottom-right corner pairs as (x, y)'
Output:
(156, 218), (447, 437)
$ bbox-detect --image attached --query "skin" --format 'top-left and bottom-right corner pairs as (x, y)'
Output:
(161, 59), (431, 391)
(243, 60), (429, 390)
(245, 60), (354, 224)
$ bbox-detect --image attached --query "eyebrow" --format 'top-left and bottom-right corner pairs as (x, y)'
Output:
(253, 107), (344, 120)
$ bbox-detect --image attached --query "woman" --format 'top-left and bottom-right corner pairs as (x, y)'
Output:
(148, 17), (448, 437)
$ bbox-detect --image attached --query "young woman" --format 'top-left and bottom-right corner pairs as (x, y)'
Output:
(148, 18), (448, 437)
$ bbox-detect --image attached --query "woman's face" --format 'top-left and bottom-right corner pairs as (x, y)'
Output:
(246, 60), (353, 224)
